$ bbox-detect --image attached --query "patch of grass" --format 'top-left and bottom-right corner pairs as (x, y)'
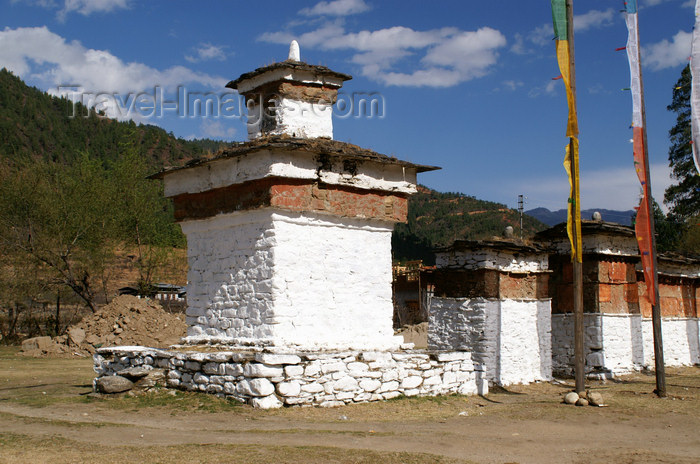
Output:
(6, 391), (92, 408)
(0, 432), (474, 464)
(0, 411), (122, 429)
(92, 389), (244, 413)
(0, 348), (94, 408)
(0, 346), (21, 359)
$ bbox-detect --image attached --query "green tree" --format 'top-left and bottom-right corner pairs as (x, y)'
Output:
(0, 244), (56, 341)
(665, 65), (700, 220)
(677, 218), (700, 254)
(650, 199), (681, 253)
(109, 140), (185, 292)
(0, 139), (187, 317)
(0, 155), (115, 312)
(663, 65), (700, 254)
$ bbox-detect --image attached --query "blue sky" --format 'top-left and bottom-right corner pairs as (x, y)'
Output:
(0, 0), (695, 213)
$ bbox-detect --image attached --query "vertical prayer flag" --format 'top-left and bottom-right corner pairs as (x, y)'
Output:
(691, 0), (700, 174)
(624, 0), (656, 306)
(552, 0), (582, 263)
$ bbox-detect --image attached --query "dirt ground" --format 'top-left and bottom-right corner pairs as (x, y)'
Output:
(1, 346), (699, 464)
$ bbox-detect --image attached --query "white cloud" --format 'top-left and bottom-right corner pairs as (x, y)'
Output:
(502, 80), (524, 91)
(510, 33), (527, 55)
(640, 0), (693, 10)
(528, 79), (559, 98)
(300, 0), (370, 17)
(0, 26), (225, 119)
(523, 9), (615, 52)
(260, 24), (506, 88)
(587, 83), (606, 95)
(185, 43), (228, 63)
(334, 26), (457, 51)
(424, 29), (504, 70)
(582, 163), (673, 212)
(200, 120), (236, 140)
(518, 163), (673, 212)
(528, 24), (552, 47)
(13, 0), (57, 7)
(260, 21), (348, 50)
(16, 0), (131, 19)
(644, 30), (692, 70)
(374, 68), (463, 87)
(574, 9), (615, 31)
(621, 0), (679, 8)
(60, 0), (129, 17)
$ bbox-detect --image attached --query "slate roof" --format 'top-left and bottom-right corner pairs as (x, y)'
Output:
(227, 60), (352, 90)
(150, 135), (439, 179)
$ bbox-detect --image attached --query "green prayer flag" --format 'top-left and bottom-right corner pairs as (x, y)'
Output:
(551, 0), (567, 40)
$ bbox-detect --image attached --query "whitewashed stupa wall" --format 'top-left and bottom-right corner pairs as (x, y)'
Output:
(181, 208), (399, 351)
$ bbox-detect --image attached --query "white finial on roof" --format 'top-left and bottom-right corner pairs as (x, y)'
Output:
(289, 40), (300, 61)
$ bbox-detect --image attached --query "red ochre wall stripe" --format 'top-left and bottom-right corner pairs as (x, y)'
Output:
(172, 177), (409, 223)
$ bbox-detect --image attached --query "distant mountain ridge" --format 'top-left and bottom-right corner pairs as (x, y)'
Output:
(393, 187), (548, 264)
(526, 207), (635, 226)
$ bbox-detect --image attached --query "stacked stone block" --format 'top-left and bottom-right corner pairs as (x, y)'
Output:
(94, 347), (487, 408)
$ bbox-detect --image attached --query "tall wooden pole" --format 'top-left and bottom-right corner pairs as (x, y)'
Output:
(633, 10), (666, 398)
(572, 183), (585, 394)
(566, 0), (586, 394)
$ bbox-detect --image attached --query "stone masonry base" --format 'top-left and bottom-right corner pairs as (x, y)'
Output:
(93, 346), (488, 408)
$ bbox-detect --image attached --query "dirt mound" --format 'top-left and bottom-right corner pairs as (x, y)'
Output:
(395, 322), (428, 349)
(20, 295), (186, 357)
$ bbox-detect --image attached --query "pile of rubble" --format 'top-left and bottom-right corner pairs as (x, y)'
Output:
(20, 295), (186, 357)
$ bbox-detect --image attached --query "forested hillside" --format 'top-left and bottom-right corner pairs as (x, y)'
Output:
(0, 68), (224, 166)
(393, 187), (548, 263)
